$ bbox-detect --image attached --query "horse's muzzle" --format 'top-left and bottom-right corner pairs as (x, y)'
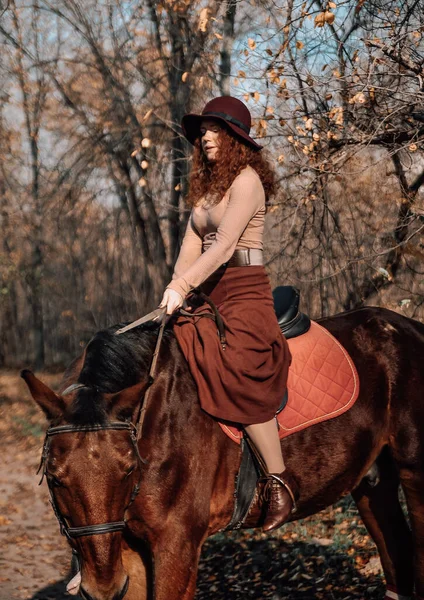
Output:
(80, 575), (129, 600)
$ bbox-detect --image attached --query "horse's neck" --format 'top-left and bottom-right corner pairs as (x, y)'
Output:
(142, 336), (221, 447)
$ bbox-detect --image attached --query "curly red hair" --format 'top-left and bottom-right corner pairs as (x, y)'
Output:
(185, 126), (276, 207)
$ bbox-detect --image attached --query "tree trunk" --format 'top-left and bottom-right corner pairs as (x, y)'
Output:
(220, 0), (236, 96)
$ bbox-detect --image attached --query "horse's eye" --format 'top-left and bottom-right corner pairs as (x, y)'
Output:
(124, 466), (136, 479)
(48, 474), (63, 488)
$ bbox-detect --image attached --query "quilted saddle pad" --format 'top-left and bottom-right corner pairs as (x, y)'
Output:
(219, 320), (360, 444)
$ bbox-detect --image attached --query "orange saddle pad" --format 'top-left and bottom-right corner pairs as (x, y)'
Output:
(219, 321), (360, 444)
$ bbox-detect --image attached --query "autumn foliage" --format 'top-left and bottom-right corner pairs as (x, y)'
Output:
(0, 0), (423, 368)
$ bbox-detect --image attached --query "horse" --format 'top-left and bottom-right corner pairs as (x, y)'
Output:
(22, 303), (424, 600)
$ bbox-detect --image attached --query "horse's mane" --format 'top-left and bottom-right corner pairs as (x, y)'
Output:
(70, 322), (173, 425)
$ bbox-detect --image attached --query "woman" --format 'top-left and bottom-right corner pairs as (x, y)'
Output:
(65, 95), (295, 595)
(160, 95), (298, 532)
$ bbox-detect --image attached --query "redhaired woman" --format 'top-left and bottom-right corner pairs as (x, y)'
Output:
(159, 96), (298, 531)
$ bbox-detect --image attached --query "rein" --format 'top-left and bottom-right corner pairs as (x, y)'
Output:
(38, 291), (225, 541)
(134, 314), (167, 440)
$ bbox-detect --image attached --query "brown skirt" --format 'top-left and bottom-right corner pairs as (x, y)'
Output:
(172, 266), (291, 425)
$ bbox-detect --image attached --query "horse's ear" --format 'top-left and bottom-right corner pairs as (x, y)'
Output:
(106, 380), (150, 421)
(21, 370), (66, 420)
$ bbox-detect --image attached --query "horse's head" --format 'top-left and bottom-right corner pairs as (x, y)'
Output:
(22, 369), (148, 600)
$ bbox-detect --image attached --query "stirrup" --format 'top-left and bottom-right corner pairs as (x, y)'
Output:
(267, 472), (298, 513)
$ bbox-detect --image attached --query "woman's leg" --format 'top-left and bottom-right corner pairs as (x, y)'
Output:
(245, 418), (285, 473)
(245, 419), (298, 532)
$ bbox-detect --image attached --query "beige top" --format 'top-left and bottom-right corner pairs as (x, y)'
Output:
(167, 165), (266, 299)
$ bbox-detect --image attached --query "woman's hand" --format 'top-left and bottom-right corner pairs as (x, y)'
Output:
(159, 288), (183, 315)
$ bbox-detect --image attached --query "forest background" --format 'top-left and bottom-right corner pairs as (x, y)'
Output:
(0, 0), (423, 370)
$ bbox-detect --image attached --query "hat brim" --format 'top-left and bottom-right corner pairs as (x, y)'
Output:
(181, 113), (263, 150)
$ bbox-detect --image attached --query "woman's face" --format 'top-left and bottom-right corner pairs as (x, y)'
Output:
(199, 119), (222, 162)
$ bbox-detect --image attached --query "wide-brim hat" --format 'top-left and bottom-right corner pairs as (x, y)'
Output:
(181, 96), (262, 150)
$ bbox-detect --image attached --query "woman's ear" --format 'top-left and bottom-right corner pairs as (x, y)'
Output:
(21, 370), (66, 420)
(105, 379), (151, 422)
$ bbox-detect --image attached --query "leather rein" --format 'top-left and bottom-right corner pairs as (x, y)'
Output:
(38, 291), (226, 541)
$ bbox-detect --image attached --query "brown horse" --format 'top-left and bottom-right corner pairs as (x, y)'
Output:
(23, 305), (424, 600)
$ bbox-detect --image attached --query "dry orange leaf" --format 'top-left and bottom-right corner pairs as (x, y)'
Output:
(349, 91), (366, 104)
(198, 7), (210, 32)
(142, 108), (153, 122)
(314, 11), (335, 27)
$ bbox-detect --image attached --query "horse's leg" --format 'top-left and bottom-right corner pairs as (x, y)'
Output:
(397, 462), (424, 599)
(150, 534), (202, 600)
(121, 541), (149, 600)
(352, 451), (413, 599)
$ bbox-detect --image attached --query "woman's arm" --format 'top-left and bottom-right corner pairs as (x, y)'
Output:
(171, 213), (203, 282)
(166, 168), (265, 299)
(158, 212), (202, 314)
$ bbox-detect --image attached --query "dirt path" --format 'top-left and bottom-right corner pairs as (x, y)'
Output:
(0, 444), (69, 600)
(0, 371), (386, 600)
(0, 372), (70, 600)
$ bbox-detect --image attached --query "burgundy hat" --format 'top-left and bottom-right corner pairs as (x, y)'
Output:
(181, 96), (262, 150)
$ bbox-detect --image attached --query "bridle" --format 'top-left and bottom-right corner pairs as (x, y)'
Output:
(37, 293), (226, 542)
(38, 420), (144, 541)
(37, 316), (167, 543)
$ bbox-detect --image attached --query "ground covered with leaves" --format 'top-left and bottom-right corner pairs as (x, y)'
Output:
(0, 370), (387, 600)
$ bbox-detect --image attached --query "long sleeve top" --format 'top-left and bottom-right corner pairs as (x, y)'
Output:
(167, 165), (266, 299)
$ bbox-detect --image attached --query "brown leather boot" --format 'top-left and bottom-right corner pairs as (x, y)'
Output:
(260, 470), (299, 532)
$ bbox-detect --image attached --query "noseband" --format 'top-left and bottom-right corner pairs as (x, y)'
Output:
(38, 421), (143, 541)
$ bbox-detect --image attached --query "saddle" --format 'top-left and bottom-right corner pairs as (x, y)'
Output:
(219, 286), (359, 444)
